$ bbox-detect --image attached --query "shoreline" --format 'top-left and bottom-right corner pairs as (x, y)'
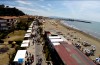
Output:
(58, 20), (100, 42)
(61, 20), (100, 40)
(43, 18), (100, 61)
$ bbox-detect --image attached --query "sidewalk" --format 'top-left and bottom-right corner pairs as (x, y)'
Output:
(22, 39), (35, 65)
(34, 34), (47, 65)
(23, 20), (47, 65)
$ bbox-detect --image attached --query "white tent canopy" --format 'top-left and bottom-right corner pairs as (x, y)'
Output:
(50, 38), (63, 43)
(29, 21), (36, 28)
(48, 36), (61, 39)
(29, 25), (33, 28)
(28, 27), (32, 30)
(21, 40), (30, 47)
(27, 29), (32, 33)
(14, 50), (26, 62)
(22, 40), (30, 44)
(52, 42), (60, 46)
(21, 43), (28, 47)
(60, 35), (67, 42)
(24, 33), (31, 37)
(29, 23), (33, 28)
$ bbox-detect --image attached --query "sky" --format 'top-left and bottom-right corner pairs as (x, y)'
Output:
(0, 0), (100, 22)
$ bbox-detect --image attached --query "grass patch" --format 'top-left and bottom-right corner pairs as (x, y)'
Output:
(3, 30), (25, 42)
(0, 16), (34, 65)
(0, 46), (15, 65)
(7, 30), (25, 36)
(0, 30), (25, 65)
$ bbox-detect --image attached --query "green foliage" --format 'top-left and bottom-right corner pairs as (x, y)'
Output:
(8, 41), (13, 44)
(16, 17), (33, 30)
(0, 4), (5, 8)
(39, 26), (43, 35)
(0, 31), (10, 39)
(8, 52), (16, 65)
(0, 39), (4, 43)
(15, 41), (22, 46)
(16, 21), (28, 30)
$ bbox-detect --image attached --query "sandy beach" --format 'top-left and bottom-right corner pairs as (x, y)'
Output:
(43, 18), (100, 60)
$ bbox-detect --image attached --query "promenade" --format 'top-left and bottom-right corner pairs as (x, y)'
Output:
(23, 20), (47, 65)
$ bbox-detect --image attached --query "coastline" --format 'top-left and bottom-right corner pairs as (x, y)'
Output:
(43, 18), (99, 65)
(58, 20), (100, 42)
(43, 18), (100, 60)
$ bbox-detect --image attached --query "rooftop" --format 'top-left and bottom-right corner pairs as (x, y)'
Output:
(54, 42), (96, 65)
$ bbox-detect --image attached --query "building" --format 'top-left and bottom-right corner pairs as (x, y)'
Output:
(0, 16), (18, 30)
(45, 31), (96, 65)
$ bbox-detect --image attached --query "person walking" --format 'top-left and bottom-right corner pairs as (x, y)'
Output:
(26, 51), (28, 57)
(25, 61), (28, 65)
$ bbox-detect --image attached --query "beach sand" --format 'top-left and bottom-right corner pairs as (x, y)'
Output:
(43, 18), (100, 60)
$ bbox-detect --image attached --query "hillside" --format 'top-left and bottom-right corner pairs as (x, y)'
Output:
(0, 5), (25, 16)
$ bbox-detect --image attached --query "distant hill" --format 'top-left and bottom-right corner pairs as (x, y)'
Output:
(49, 16), (91, 23)
(0, 4), (25, 16)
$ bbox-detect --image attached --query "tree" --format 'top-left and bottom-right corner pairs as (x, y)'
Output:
(0, 4), (5, 8)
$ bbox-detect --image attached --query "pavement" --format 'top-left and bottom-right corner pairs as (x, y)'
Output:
(22, 38), (35, 65)
(22, 21), (47, 65)
(34, 25), (47, 65)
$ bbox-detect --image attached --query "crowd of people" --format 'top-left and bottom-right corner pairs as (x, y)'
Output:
(25, 51), (34, 65)
(33, 20), (43, 65)
(73, 39), (100, 65)
(95, 56), (100, 65)
(74, 40), (96, 57)
(36, 57), (43, 65)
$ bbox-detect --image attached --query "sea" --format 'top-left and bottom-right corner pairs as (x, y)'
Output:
(61, 20), (100, 40)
